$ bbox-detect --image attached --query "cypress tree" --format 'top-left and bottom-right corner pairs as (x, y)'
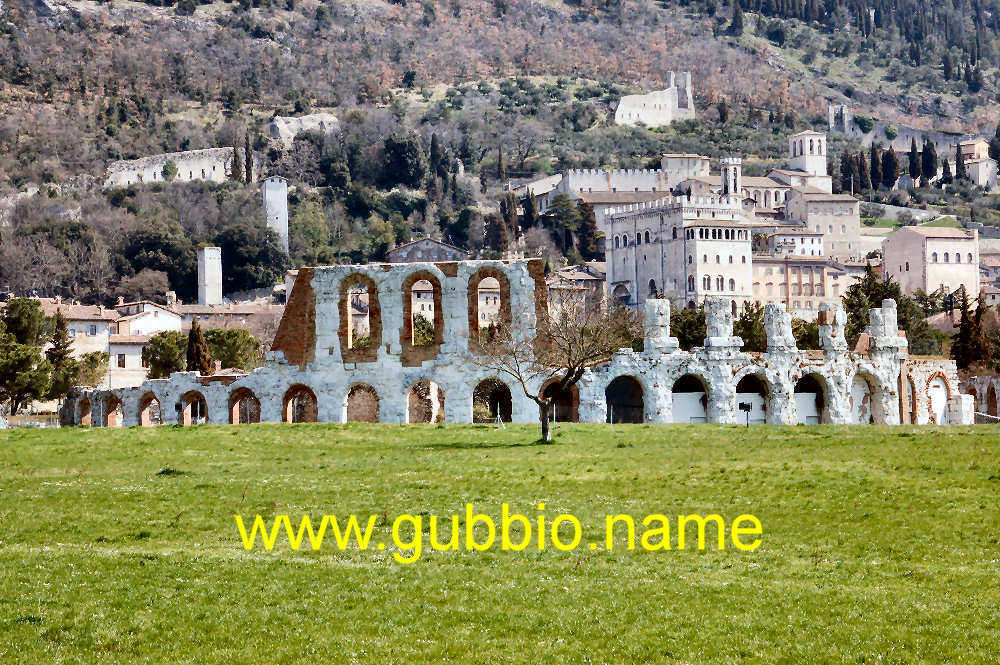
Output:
(943, 51), (953, 80)
(989, 137), (1000, 162)
(869, 144), (882, 189)
(479, 165), (488, 194)
(576, 200), (601, 261)
(840, 149), (857, 193)
(484, 213), (511, 252)
(230, 143), (244, 182)
(244, 132), (253, 184)
(909, 138), (920, 179)
(881, 148), (899, 189)
(186, 319), (214, 375)
(857, 152), (871, 190)
(970, 297), (993, 368)
(921, 139), (938, 183)
(450, 173), (459, 205)
(521, 193), (539, 230)
(942, 158), (953, 184)
(430, 133), (442, 175)
(951, 290), (973, 370)
(497, 144), (506, 181)
(956, 144), (967, 180)
(728, 0), (744, 36)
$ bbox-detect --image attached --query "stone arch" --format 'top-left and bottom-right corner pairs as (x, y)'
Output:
(794, 373), (828, 424)
(734, 373), (769, 424)
(926, 372), (951, 424)
(611, 284), (631, 306)
(849, 373), (878, 424)
(138, 392), (162, 427)
(671, 373), (708, 423)
(401, 270), (444, 366)
(606, 376), (644, 423)
(473, 378), (513, 423)
(283, 384), (318, 423)
(180, 390), (209, 426)
(989, 383), (998, 416)
(79, 397), (92, 426)
(229, 387), (261, 424)
(541, 380), (579, 423)
(339, 273), (381, 363)
(345, 383), (380, 423)
(468, 268), (512, 351)
(104, 395), (123, 427)
(406, 379), (445, 423)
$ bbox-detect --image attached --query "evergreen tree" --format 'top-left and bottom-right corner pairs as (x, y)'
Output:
(857, 152), (871, 190)
(430, 133), (442, 175)
(943, 51), (954, 80)
(921, 139), (938, 183)
(244, 132), (253, 184)
(450, 173), (459, 205)
(881, 147), (899, 189)
(230, 143), (244, 182)
(728, 0), (744, 36)
(869, 143), (882, 189)
(521, 193), (539, 230)
(576, 200), (601, 261)
(956, 144), (967, 180)
(186, 319), (214, 375)
(733, 302), (767, 352)
(908, 138), (920, 180)
(951, 290), (973, 370)
(546, 193), (581, 254)
(479, 165), (488, 194)
(497, 144), (506, 181)
(484, 213), (511, 252)
(989, 137), (1000, 162)
(499, 193), (519, 238)
(45, 310), (80, 400)
(840, 149), (857, 193)
(971, 296), (993, 368)
(942, 158), (953, 184)
(717, 99), (729, 123)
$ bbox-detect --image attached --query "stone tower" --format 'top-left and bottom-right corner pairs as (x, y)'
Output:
(197, 246), (223, 306)
(789, 131), (828, 177)
(720, 157), (742, 199)
(262, 176), (289, 253)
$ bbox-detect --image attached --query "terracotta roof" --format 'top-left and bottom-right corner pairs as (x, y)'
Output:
(109, 335), (151, 345)
(898, 226), (973, 239)
(33, 300), (119, 321)
(683, 175), (787, 188)
(179, 303), (281, 315)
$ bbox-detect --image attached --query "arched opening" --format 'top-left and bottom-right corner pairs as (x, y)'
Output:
(606, 376), (644, 423)
(138, 392), (162, 427)
(339, 274), (381, 363)
(229, 388), (261, 424)
(989, 384), (998, 416)
(965, 385), (977, 413)
(850, 374), (875, 424)
(407, 380), (445, 423)
(735, 374), (768, 424)
(611, 284), (631, 306)
(402, 271), (443, 364)
(283, 384), (318, 423)
(671, 374), (708, 423)
(648, 279), (657, 297)
(469, 269), (511, 349)
(345, 384), (380, 423)
(928, 375), (950, 424)
(542, 381), (579, 423)
(104, 395), (123, 427)
(473, 378), (513, 423)
(794, 374), (826, 424)
(180, 391), (208, 426)
(79, 397), (92, 426)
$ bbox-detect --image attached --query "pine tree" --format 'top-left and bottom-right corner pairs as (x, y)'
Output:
(521, 193), (539, 230)
(881, 147), (899, 189)
(728, 0), (744, 36)
(186, 319), (214, 375)
(909, 138), (920, 180)
(956, 144), (967, 180)
(230, 143), (244, 182)
(244, 132), (253, 184)
(717, 99), (729, 123)
(450, 173), (459, 205)
(576, 200), (601, 261)
(970, 296), (993, 368)
(430, 133), (442, 175)
(869, 143), (882, 189)
(46, 310), (80, 399)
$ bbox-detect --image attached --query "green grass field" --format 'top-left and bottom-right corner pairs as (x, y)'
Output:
(2, 424), (998, 664)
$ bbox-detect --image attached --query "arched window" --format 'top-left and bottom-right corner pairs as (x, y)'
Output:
(715, 255), (720, 264)
(648, 279), (657, 296)
(636, 233), (641, 245)
(905, 261), (909, 271)
(672, 228), (677, 239)
(614, 236), (620, 249)
(716, 276), (724, 290)
(728, 255), (733, 264)
(688, 276), (695, 291)
(741, 256), (747, 264)
(688, 255), (693, 264)
(809, 139), (814, 154)
(702, 254), (707, 262)
(968, 253), (974, 263)
(645, 230), (651, 243)
(944, 253), (950, 263)
(955, 253), (960, 263)
(729, 278), (736, 291)
(932, 252), (938, 263)
(703, 276), (711, 290)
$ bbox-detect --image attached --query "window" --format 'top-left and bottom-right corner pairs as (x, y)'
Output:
(688, 255), (693, 264)
(615, 236), (620, 249)
(88, 325), (97, 336)
(840, 225), (846, 234)
(944, 253), (950, 263)
(69, 328), (76, 337)
(703, 276), (711, 290)
(968, 253), (973, 263)
(703, 254), (707, 263)
(636, 233), (642, 245)
(729, 278), (735, 291)
(644, 231), (651, 243)
(117, 354), (126, 368)
(955, 253), (960, 263)
(905, 261), (909, 271)
(672, 228), (677, 239)
(716, 276), (724, 291)
(715, 255), (720, 264)
(688, 276), (695, 291)
(932, 252), (938, 263)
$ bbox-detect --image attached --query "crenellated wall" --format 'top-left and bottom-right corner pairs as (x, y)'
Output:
(61, 261), (972, 428)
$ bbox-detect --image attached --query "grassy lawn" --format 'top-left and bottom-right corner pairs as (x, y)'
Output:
(921, 215), (963, 228)
(1, 424), (998, 664)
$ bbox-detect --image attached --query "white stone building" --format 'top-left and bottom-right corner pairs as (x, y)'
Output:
(614, 72), (696, 128)
(785, 188), (861, 259)
(104, 148), (256, 188)
(881, 226), (980, 299)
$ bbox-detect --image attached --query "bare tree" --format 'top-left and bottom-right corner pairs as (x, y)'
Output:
(471, 292), (643, 442)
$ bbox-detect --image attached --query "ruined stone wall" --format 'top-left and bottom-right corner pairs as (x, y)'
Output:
(63, 260), (970, 428)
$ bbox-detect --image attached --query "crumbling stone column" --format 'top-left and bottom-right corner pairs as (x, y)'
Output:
(865, 299), (906, 425)
(702, 298), (740, 424)
(816, 302), (852, 424)
(763, 304), (797, 425)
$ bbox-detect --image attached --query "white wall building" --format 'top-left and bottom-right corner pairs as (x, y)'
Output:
(614, 72), (696, 128)
(262, 176), (290, 253)
(882, 226), (980, 299)
(785, 188), (861, 259)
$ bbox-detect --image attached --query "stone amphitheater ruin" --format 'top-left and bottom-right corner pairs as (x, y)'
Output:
(62, 259), (972, 428)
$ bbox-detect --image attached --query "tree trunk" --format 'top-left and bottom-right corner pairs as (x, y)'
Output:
(539, 401), (552, 442)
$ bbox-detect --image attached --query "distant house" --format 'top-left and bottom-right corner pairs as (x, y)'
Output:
(881, 226), (980, 299)
(385, 238), (468, 263)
